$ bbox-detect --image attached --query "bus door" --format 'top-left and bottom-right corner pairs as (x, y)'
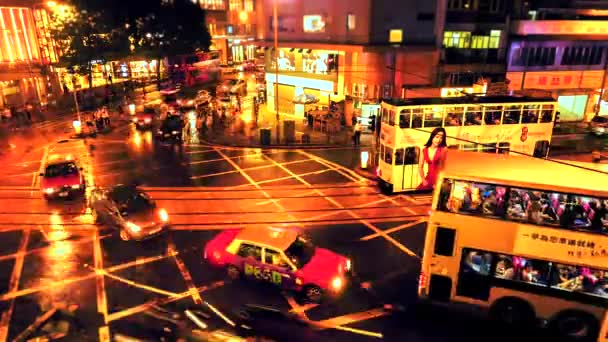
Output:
(393, 146), (421, 192)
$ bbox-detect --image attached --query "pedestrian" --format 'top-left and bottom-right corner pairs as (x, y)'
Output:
(353, 120), (362, 147)
(102, 107), (110, 127)
(369, 114), (376, 132)
(351, 114), (357, 127)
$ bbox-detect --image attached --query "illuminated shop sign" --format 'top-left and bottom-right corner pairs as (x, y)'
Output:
(303, 15), (326, 33)
(265, 48), (339, 81)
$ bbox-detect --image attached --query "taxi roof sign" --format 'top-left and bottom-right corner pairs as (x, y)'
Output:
(236, 227), (298, 251)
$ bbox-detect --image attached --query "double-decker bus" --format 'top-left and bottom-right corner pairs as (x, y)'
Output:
(419, 150), (608, 341)
(377, 95), (557, 193)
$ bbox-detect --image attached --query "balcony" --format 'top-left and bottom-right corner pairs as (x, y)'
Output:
(511, 20), (608, 36)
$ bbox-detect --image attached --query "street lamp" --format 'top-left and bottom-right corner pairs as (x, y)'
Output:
(273, 0), (279, 143)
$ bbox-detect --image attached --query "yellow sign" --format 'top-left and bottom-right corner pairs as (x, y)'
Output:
(514, 225), (608, 265)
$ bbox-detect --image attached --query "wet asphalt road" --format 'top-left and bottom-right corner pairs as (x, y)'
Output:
(0, 110), (578, 340)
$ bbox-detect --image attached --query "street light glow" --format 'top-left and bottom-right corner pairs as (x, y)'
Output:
(46, 1), (57, 8)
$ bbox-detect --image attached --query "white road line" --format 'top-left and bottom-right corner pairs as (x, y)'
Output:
(32, 145), (49, 188)
(0, 229), (30, 342)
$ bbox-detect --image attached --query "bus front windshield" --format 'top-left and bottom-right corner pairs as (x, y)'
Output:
(284, 236), (315, 269)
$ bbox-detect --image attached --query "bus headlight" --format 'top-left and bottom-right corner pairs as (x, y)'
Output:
(158, 208), (169, 222)
(331, 277), (343, 291)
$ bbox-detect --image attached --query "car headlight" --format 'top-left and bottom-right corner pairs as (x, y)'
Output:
(345, 259), (351, 272)
(126, 221), (141, 232)
(172, 130), (179, 134)
(144, 118), (151, 123)
(132, 118), (138, 123)
(71, 184), (81, 189)
(331, 277), (343, 291)
(158, 208), (169, 222)
(187, 100), (194, 105)
(44, 188), (55, 194)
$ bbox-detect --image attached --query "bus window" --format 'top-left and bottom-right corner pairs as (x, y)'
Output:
(540, 104), (554, 123)
(404, 146), (419, 165)
(480, 142), (497, 154)
(412, 108), (423, 128)
(522, 104), (540, 124)
(498, 142), (510, 154)
(457, 249), (493, 300)
(389, 110), (396, 126)
(384, 146), (393, 164)
(500, 255), (550, 286)
(423, 107), (443, 128)
(382, 108), (389, 124)
(395, 148), (405, 165)
(551, 264), (608, 297)
(462, 143), (478, 152)
(533, 140), (550, 158)
(438, 179), (507, 218)
(464, 106), (482, 126)
(444, 107), (463, 127)
(483, 105), (502, 125)
(399, 109), (411, 128)
(503, 105), (522, 124)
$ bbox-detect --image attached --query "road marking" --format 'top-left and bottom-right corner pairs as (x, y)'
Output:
(0, 229), (30, 342)
(167, 241), (202, 304)
(284, 294), (316, 318)
(93, 230), (109, 341)
(102, 271), (179, 297)
(190, 158), (313, 180)
(360, 219), (427, 241)
(316, 307), (389, 327)
(12, 307), (58, 342)
(98, 326), (110, 342)
(261, 154), (419, 257)
(105, 281), (224, 322)
(32, 145), (49, 188)
(296, 150), (367, 183)
(229, 168), (333, 188)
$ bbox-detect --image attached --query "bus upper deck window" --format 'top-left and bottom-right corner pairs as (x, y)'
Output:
(503, 105), (522, 124)
(522, 105), (540, 124)
(389, 110), (396, 126)
(483, 106), (502, 125)
(423, 107), (443, 128)
(465, 112), (482, 126)
(540, 104), (554, 123)
(399, 109), (411, 128)
(412, 108), (423, 128)
(445, 107), (463, 126)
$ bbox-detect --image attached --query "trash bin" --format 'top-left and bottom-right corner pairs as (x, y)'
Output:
(260, 128), (271, 146)
(283, 120), (295, 143)
(301, 133), (311, 144)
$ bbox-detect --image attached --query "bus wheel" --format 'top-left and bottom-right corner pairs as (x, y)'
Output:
(489, 297), (535, 328)
(549, 311), (599, 342)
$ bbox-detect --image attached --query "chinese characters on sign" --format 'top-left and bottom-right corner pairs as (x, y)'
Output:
(521, 232), (607, 258)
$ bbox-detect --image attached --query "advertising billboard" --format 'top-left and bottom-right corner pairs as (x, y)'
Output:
(265, 48), (339, 81)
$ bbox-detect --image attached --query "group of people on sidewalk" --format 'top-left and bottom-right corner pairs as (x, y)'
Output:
(83, 106), (111, 135)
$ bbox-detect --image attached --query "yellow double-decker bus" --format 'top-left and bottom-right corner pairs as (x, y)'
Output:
(377, 95), (557, 193)
(419, 150), (608, 341)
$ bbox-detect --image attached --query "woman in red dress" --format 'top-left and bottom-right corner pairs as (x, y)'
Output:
(417, 127), (448, 191)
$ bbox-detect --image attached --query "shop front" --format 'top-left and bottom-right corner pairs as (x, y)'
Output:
(228, 38), (257, 63)
(265, 48), (342, 117)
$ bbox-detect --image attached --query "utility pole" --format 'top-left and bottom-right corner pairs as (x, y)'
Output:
(273, 0), (280, 143)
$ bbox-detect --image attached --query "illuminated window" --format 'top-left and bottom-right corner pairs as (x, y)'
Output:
(229, 0), (242, 12)
(442, 31), (470, 48)
(347, 14), (356, 31)
(471, 36), (489, 49)
(489, 30), (501, 49)
(200, 0), (227, 10)
(303, 15), (326, 33)
(389, 29), (403, 43)
(448, 0), (473, 10)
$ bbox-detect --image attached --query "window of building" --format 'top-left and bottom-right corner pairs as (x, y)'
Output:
(229, 0), (242, 11)
(561, 46), (605, 66)
(417, 13), (435, 21)
(200, 0), (227, 10)
(244, 0), (253, 12)
(389, 29), (403, 43)
(347, 14), (356, 31)
(443, 31), (471, 48)
(448, 0), (473, 10)
(471, 36), (489, 49)
(489, 30), (501, 48)
(303, 15), (326, 33)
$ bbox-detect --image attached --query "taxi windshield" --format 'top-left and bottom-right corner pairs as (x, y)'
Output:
(284, 236), (315, 269)
(45, 162), (78, 177)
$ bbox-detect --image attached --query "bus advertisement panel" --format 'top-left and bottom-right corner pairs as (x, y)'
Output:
(377, 96), (557, 194)
(419, 150), (608, 342)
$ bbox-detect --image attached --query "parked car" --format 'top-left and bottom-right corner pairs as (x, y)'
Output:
(89, 184), (169, 241)
(219, 64), (237, 74)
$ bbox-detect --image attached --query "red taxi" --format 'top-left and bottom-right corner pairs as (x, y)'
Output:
(40, 155), (86, 199)
(204, 227), (352, 303)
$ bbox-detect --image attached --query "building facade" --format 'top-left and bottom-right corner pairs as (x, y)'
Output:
(201, 0), (259, 64)
(0, 0), (59, 108)
(258, 0), (442, 120)
(506, 0), (608, 122)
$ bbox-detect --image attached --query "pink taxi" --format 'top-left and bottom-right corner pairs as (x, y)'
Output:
(204, 227), (352, 303)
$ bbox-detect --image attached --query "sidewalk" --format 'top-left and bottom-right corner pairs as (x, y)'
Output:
(199, 103), (375, 149)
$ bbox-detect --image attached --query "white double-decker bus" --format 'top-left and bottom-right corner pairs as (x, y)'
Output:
(419, 150), (608, 341)
(376, 95), (557, 193)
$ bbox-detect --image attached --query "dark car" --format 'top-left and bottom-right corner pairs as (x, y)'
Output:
(132, 107), (157, 130)
(589, 115), (608, 136)
(156, 115), (185, 143)
(89, 184), (170, 241)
